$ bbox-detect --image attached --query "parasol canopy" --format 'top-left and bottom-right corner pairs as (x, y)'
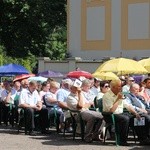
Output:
(38, 70), (64, 78)
(0, 63), (29, 76)
(92, 72), (119, 80)
(28, 76), (48, 83)
(95, 58), (148, 75)
(13, 74), (35, 82)
(67, 70), (93, 79)
(138, 58), (150, 72)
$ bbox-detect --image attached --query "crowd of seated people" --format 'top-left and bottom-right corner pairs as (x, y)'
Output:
(0, 76), (150, 146)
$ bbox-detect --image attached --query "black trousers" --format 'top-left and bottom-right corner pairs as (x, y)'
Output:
(24, 107), (49, 131)
(129, 113), (150, 141)
(114, 113), (130, 143)
(115, 112), (150, 143)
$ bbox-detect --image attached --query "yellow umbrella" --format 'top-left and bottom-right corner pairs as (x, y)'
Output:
(93, 72), (119, 80)
(95, 58), (148, 75)
(138, 58), (150, 72)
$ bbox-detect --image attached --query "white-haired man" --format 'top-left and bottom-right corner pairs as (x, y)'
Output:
(67, 80), (104, 143)
(102, 79), (147, 146)
(125, 83), (150, 145)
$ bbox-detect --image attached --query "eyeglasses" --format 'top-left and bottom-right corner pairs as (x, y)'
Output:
(130, 80), (135, 82)
(104, 85), (110, 88)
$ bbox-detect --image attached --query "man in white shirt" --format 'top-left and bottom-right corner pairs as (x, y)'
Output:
(103, 80), (142, 146)
(19, 81), (48, 135)
(125, 83), (150, 144)
(67, 80), (104, 143)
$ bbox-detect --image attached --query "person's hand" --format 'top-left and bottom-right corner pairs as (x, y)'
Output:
(7, 87), (12, 93)
(77, 88), (81, 94)
(117, 92), (124, 101)
(30, 105), (40, 111)
(35, 106), (41, 111)
(135, 113), (141, 120)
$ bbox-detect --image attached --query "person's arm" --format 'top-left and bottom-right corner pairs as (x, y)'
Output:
(125, 105), (141, 119)
(125, 96), (148, 114)
(19, 90), (38, 110)
(4, 92), (12, 104)
(77, 89), (84, 109)
(19, 103), (37, 109)
(46, 92), (58, 104)
(36, 100), (42, 110)
(47, 97), (58, 104)
(58, 101), (68, 109)
(109, 92), (123, 113)
(57, 91), (69, 109)
(1, 89), (12, 104)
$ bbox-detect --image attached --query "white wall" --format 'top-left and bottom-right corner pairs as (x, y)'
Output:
(68, 0), (150, 60)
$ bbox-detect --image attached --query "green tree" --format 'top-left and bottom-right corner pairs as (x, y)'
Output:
(0, 0), (67, 58)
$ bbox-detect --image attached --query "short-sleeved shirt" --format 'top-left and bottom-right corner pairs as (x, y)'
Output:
(122, 85), (130, 93)
(19, 88), (41, 106)
(82, 90), (95, 103)
(1, 88), (16, 104)
(103, 90), (128, 114)
(90, 86), (100, 97)
(45, 91), (58, 107)
(56, 88), (70, 102)
(67, 93), (88, 111)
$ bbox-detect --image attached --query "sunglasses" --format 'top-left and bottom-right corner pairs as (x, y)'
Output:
(104, 85), (110, 88)
(130, 80), (135, 82)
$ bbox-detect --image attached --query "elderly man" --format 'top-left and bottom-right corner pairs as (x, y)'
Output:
(67, 79), (104, 143)
(125, 83), (150, 144)
(57, 79), (72, 109)
(19, 81), (48, 135)
(102, 79), (147, 146)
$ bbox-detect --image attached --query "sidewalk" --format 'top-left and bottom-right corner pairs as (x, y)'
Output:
(0, 125), (149, 150)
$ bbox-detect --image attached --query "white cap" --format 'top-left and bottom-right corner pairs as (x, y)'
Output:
(128, 77), (134, 81)
(62, 78), (73, 85)
(79, 76), (86, 81)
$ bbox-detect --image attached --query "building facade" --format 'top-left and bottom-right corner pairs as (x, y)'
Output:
(38, 0), (150, 74)
(67, 0), (150, 60)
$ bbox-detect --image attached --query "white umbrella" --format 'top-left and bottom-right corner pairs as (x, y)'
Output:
(28, 76), (48, 83)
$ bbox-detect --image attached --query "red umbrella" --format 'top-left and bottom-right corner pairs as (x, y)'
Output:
(13, 74), (35, 82)
(67, 70), (93, 79)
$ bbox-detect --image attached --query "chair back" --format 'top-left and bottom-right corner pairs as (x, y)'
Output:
(94, 97), (103, 112)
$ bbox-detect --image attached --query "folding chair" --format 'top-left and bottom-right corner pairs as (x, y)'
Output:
(95, 98), (119, 145)
(69, 109), (85, 141)
(43, 95), (60, 132)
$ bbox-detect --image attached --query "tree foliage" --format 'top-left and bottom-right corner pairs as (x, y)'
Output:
(0, 0), (67, 59)
(0, 45), (36, 72)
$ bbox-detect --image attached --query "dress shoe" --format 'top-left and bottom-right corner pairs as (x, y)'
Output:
(66, 127), (73, 133)
(92, 134), (103, 141)
(41, 130), (51, 134)
(84, 136), (93, 143)
(29, 130), (36, 136)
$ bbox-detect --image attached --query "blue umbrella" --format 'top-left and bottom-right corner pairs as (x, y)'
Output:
(0, 63), (29, 76)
